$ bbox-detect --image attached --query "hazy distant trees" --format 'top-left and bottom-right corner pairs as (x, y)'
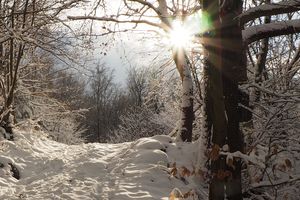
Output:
(109, 106), (172, 143)
(127, 67), (148, 107)
(84, 65), (176, 143)
(109, 67), (177, 143)
(85, 64), (122, 142)
(51, 71), (86, 111)
(12, 52), (175, 144)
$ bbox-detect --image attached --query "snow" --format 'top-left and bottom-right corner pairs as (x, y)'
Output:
(239, 0), (300, 25)
(0, 128), (206, 199)
(243, 19), (300, 44)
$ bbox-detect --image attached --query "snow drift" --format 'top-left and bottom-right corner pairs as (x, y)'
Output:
(0, 128), (206, 199)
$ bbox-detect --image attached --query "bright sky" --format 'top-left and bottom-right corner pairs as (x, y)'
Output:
(64, 0), (205, 86)
(62, 2), (166, 85)
(74, 29), (171, 86)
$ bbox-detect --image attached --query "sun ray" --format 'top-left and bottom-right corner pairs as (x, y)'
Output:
(169, 20), (193, 49)
(165, 10), (213, 51)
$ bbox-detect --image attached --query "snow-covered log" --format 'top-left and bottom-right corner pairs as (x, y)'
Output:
(243, 19), (300, 44)
(239, 0), (300, 25)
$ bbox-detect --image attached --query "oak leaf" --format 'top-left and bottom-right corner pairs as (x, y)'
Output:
(210, 144), (220, 161)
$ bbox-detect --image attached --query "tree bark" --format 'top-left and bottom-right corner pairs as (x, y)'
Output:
(202, 0), (227, 151)
(253, 8), (270, 104)
(201, 0), (228, 199)
(173, 48), (194, 142)
(201, 0), (247, 199)
(220, 0), (245, 199)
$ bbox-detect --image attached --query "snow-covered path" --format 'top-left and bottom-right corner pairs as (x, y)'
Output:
(0, 129), (205, 199)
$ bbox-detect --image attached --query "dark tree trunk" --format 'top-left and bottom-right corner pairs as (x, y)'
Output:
(222, 77), (243, 200)
(202, 0), (227, 149)
(253, 1), (270, 103)
(201, 0), (227, 199)
(220, 0), (245, 199)
(202, 0), (246, 199)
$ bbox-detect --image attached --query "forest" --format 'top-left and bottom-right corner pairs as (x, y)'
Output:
(0, 0), (300, 199)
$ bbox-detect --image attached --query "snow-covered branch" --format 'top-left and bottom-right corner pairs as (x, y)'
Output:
(243, 19), (300, 44)
(251, 175), (300, 189)
(220, 151), (266, 169)
(245, 83), (300, 101)
(239, 0), (300, 26)
(128, 0), (160, 16)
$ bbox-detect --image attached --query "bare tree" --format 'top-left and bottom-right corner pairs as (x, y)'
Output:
(0, 0), (85, 139)
(86, 64), (115, 142)
(127, 67), (148, 107)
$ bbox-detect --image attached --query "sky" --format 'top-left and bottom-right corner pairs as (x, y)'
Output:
(62, 23), (171, 86)
(74, 30), (171, 86)
(62, 0), (204, 86)
(95, 33), (168, 85)
(63, 4), (170, 86)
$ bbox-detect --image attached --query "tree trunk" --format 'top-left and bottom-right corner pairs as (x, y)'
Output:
(201, 0), (246, 199)
(220, 0), (245, 199)
(173, 48), (194, 142)
(158, 0), (194, 142)
(201, 0), (228, 146)
(253, 2), (270, 104)
(201, 0), (228, 199)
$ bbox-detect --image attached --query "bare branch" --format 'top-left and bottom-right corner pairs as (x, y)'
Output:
(287, 43), (300, 72)
(127, 0), (161, 16)
(67, 15), (167, 31)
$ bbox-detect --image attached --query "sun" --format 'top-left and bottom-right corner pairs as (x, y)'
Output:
(165, 11), (211, 50)
(169, 20), (193, 49)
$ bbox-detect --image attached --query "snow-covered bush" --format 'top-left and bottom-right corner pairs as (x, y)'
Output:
(241, 90), (300, 198)
(109, 106), (174, 143)
(13, 81), (86, 145)
(240, 41), (300, 198)
(30, 96), (86, 145)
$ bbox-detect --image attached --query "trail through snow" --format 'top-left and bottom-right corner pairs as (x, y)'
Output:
(0, 129), (206, 199)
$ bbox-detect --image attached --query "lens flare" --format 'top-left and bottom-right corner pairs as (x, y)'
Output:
(169, 20), (193, 49)
(166, 11), (212, 50)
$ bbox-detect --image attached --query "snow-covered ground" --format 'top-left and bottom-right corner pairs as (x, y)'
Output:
(0, 128), (206, 199)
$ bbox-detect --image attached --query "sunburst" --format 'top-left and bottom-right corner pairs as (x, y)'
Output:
(166, 11), (210, 51)
(169, 20), (193, 50)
